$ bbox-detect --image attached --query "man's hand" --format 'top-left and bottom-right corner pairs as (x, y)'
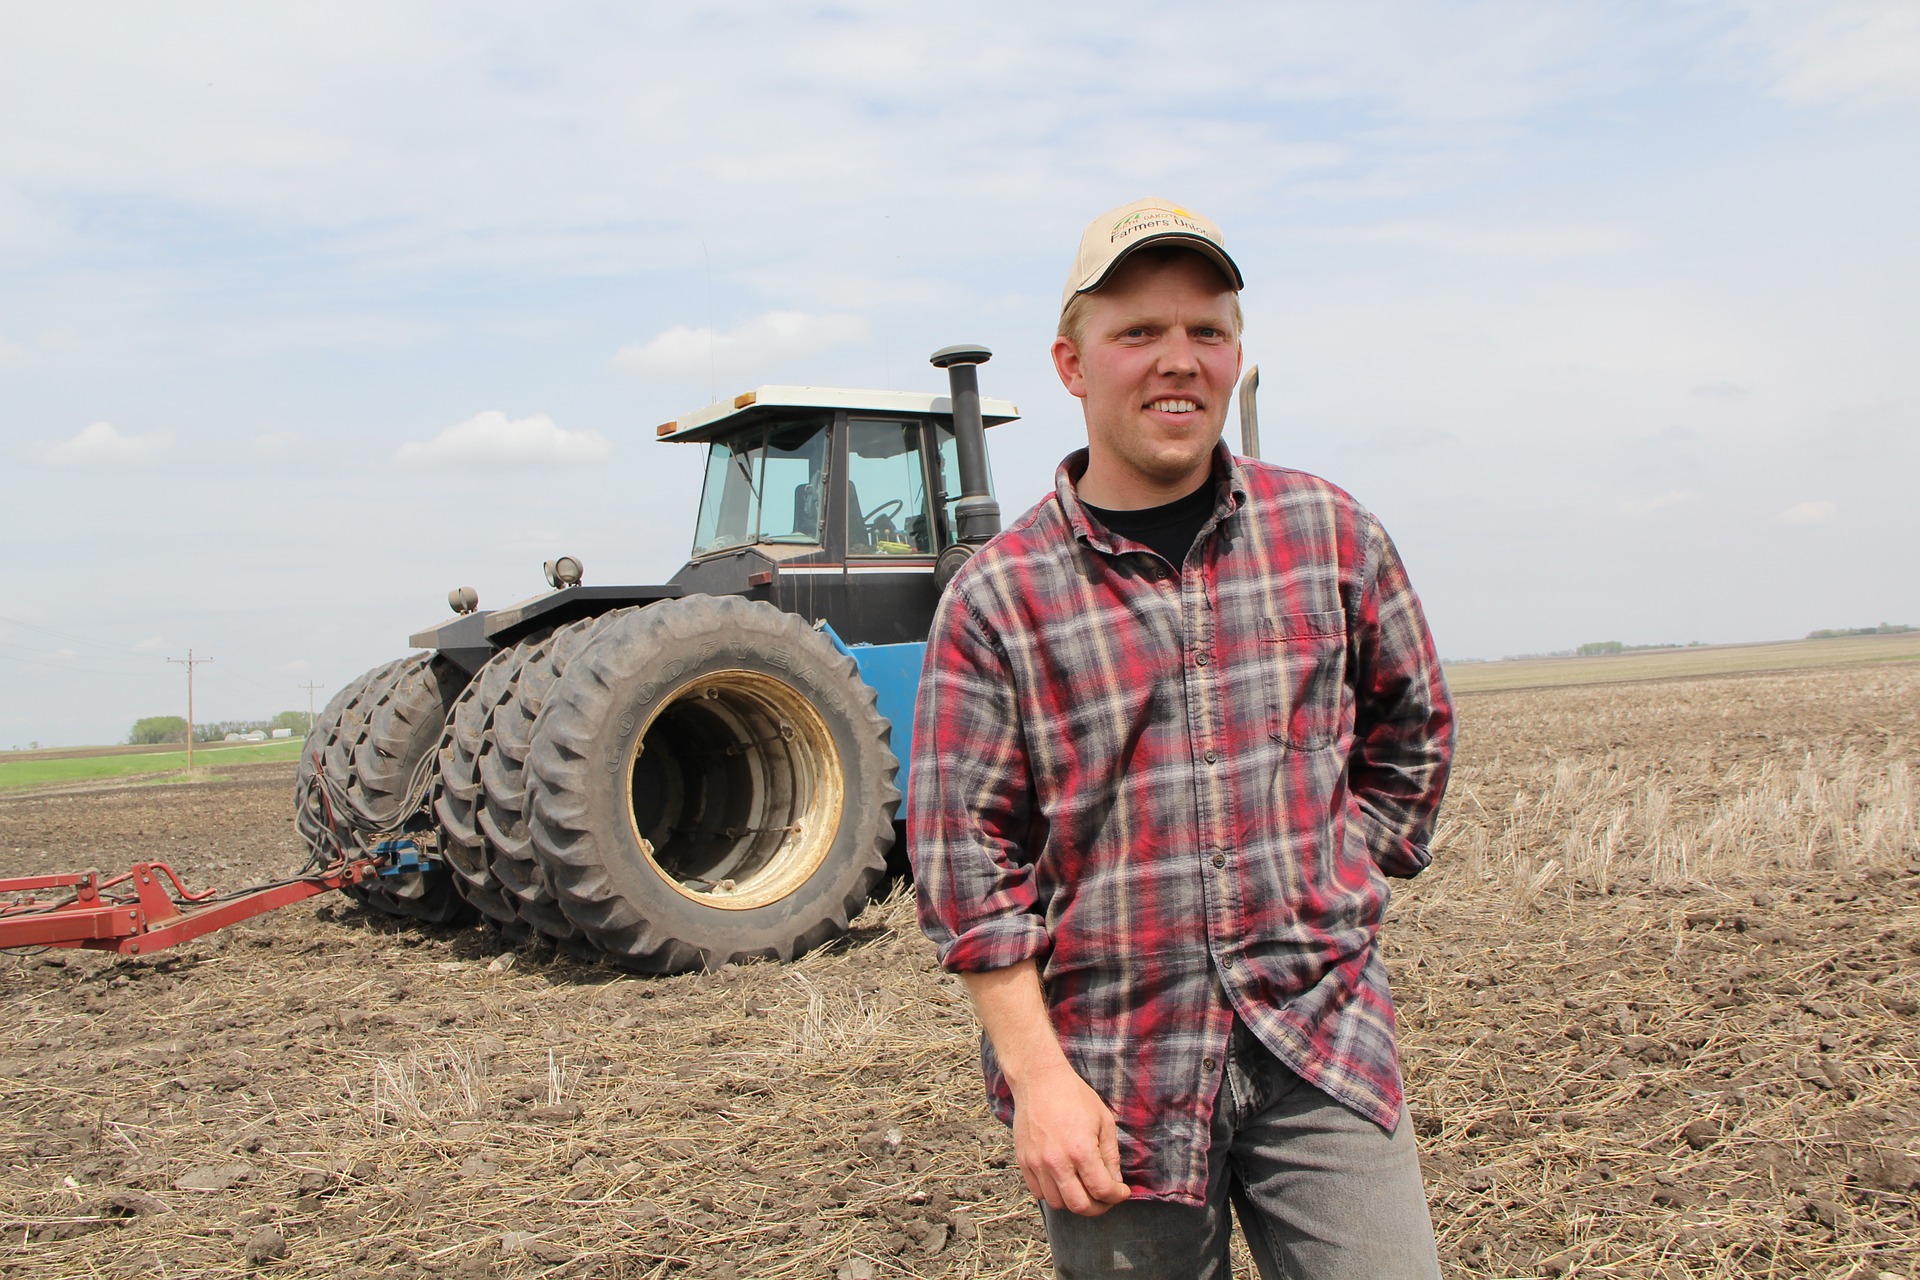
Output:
(1010, 1060), (1131, 1215)
(959, 962), (1132, 1216)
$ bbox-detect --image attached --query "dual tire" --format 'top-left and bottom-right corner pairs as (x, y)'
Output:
(296, 596), (899, 971)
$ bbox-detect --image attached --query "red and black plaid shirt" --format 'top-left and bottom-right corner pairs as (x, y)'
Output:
(909, 444), (1454, 1205)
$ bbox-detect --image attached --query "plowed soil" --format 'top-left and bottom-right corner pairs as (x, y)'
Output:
(3, 664), (1917, 1279)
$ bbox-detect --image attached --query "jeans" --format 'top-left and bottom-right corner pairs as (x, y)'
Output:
(1042, 1021), (1441, 1279)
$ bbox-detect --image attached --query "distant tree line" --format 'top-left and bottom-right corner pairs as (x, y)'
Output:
(128, 711), (311, 745)
(1575, 640), (1708, 657)
(1807, 623), (1914, 639)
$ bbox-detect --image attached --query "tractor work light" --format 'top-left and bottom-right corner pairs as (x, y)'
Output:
(448, 586), (479, 615)
(544, 556), (584, 589)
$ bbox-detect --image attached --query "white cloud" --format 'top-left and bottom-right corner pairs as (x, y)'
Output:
(133, 635), (164, 653)
(613, 311), (870, 378)
(394, 411), (611, 470)
(1777, 499), (1837, 526)
(270, 659), (311, 674)
(1720, 0), (1920, 106)
(0, 7), (1631, 280)
(40, 421), (170, 467)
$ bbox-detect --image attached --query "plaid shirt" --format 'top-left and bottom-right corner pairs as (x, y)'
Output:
(909, 444), (1454, 1205)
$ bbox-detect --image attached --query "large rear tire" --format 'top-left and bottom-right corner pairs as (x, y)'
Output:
(526, 596), (899, 972)
(306, 654), (468, 924)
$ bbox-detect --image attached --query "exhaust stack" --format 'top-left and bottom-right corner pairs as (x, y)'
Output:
(930, 344), (1001, 545)
(1237, 365), (1261, 460)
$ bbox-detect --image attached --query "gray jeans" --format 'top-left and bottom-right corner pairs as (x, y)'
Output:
(1042, 1022), (1441, 1280)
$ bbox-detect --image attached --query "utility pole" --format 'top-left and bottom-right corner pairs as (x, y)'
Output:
(166, 650), (212, 774)
(298, 681), (323, 737)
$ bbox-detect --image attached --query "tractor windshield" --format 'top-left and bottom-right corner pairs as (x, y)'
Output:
(691, 418), (830, 557)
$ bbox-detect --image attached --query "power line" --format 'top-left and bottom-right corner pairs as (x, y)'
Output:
(197, 662), (301, 695)
(194, 668), (303, 701)
(0, 613), (163, 657)
(0, 648), (157, 678)
(0, 614), (314, 699)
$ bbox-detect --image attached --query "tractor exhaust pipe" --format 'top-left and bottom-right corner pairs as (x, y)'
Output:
(930, 344), (1001, 547)
(1237, 365), (1261, 461)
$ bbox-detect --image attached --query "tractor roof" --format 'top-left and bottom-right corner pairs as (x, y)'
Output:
(656, 385), (1020, 443)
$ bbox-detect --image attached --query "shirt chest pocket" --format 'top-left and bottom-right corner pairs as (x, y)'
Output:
(1260, 610), (1347, 751)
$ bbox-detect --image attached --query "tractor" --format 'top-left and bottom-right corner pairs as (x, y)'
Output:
(293, 346), (1013, 973)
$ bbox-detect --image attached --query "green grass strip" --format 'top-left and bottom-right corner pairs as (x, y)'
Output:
(0, 739), (304, 791)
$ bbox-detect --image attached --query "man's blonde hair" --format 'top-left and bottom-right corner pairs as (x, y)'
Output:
(1056, 246), (1244, 347)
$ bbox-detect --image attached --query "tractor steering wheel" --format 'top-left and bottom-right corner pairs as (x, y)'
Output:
(861, 498), (905, 526)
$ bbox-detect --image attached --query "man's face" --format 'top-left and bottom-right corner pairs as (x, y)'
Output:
(1051, 250), (1242, 505)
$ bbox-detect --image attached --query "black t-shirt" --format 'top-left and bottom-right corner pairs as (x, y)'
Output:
(1082, 478), (1216, 571)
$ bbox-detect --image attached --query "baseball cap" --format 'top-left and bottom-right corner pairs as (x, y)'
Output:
(1062, 197), (1244, 311)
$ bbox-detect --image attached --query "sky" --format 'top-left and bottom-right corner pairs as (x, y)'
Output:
(2, 1), (1916, 747)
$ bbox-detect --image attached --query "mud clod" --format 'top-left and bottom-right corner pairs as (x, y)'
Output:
(244, 1227), (287, 1265)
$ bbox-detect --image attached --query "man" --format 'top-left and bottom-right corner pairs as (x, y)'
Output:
(909, 198), (1455, 1279)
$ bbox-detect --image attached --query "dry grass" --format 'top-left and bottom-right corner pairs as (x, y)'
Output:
(1442, 746), (1915, 897)
(1435, 664), (1920, 897)
(1388, 661), (1920, 1278)
(0, 661), (1915, 1278)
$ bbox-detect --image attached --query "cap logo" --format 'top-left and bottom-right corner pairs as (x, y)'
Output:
(1110, 206), (1207, 245)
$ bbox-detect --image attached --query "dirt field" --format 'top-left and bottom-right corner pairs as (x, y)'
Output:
(3, 663), (1916, 1279)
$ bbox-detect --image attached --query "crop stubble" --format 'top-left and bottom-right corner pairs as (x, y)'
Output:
(1, 663), (1915, 1278)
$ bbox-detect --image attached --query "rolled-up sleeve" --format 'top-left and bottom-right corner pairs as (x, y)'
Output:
(907, 584), (1050, 973)
(1347, 517), (1455, 878)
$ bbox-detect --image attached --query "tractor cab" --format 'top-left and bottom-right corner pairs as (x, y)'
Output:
(656, 383), (1018, 644)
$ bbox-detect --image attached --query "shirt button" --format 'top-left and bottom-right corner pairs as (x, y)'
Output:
(1194, 652), (1209, 666)
(1221, 955), (1235, 970)
(1202, 1057), (1217, 1073)
(1203, 749), (1217, 764)
(1211, 853), (1226, 868)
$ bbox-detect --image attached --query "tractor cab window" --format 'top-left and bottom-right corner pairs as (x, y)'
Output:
(691, 418), (830, 558)
(846, 418), (934, 556)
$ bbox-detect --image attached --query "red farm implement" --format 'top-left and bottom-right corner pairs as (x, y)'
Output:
(0, 852), (391, 956)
